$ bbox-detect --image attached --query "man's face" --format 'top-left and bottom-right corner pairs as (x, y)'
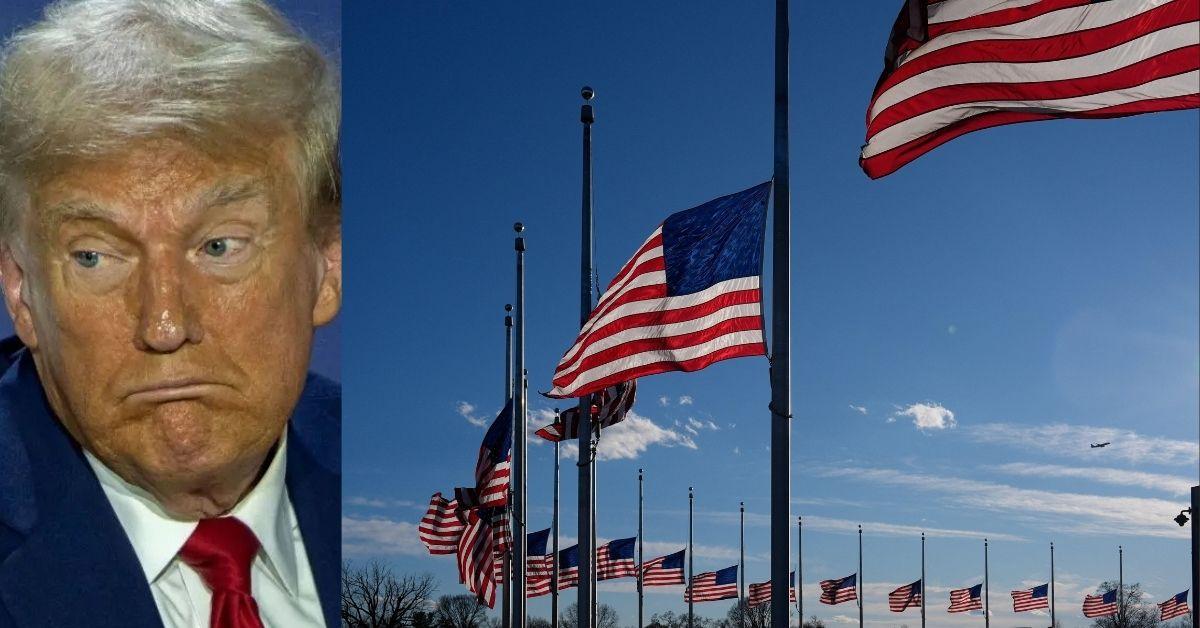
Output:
(0, 137), (341, 518)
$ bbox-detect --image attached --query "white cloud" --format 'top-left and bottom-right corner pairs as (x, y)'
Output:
(733, 447), (741, 455)
(848, 404), (868, 415)
(967, 422), (1198, 466)
(659, 395), (670, 407)
(821, 467), (1188, 539)
(990, 462), (1194, 496)
(896, 402), (956, 430)
(678, 395), (694, 406)
(829, 615), (856, 624)
(342, 516), (427, 556)
(685, 417), (719, 432)
(561, 411), (696, 461)
(698, 509), (1024, 542)
(344, 496), (419, 509)
(885, 417), (896, 424)
(455, 401), (489, 428)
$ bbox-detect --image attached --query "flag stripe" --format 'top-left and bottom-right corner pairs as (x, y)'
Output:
(820, 575), (858, 605)
(1159, 590), (1190, 620)
(419, 493), (464, 554)
(1082, 592), (1118, 618)
(555, 340), (766, 400)
(861, 0), (1200, 178)
(889, 580), (924, 612)
(947, 584), (983, 613)
(1012, 586), (1049, 612)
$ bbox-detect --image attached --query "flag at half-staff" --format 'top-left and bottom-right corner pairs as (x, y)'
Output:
(820, 574), (858, 605)
(495, 526), (551, 584)
(749, 572), (796, 606)
(596, 537), (638, 580)
(535, 380), (636, 442)
(419, 492), (464, 554)
(475, 400), (513, 508)
(457, 508), (498, 608)
(1159, 590), (1190, 621)
(859, 0), (1200, 179)
(544, 182), (772, 399)
(947, 584), (983, 613)
(529, 544), (580, 598)
(1012, 584), (1050, 612)
(1083, 589), (1119, 618)
(685, 566), (740, 603)
(888, 579), (923, 612)
(642, 549), (686, 586)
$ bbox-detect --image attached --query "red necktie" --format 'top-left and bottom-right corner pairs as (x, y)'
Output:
(179, 517), (266, 628)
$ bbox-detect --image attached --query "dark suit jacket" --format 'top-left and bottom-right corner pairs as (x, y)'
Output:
(0, 337), (340, 627)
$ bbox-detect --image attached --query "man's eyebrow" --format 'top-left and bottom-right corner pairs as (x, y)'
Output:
(196, 178), (269, 211)
(41, 200), (123, 230)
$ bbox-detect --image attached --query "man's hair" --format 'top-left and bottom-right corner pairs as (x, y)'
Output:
(0, 0), (340, 241)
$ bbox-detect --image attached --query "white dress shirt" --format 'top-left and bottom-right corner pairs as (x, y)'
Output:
(85, 435), (326, 628)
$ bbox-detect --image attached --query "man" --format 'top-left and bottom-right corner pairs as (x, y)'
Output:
(0, 1), (341, 627)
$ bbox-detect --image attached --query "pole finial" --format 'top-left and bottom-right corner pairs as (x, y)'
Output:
(505, 303), (513, 312)
(514, 222), (525, 233)
(581, 86), (595, 100)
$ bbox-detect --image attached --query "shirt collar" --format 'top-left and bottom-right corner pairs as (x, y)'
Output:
(84, 433), (299, 595)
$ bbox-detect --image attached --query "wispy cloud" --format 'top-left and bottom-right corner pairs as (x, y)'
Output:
(693, 508), (1024, 542)
(455, 401), (489, 428)
(342, 516), (427, 556)
(966, 422), (1198, 466)
(659, 395), (670, 407)
(561, 411), (696, 461)
(678, 395), (694, 406)
(821, 467), (1188, 539)
(896, 402), (956, 430)
(344, 496), (419, 509)
(990, 462), (1194, 496)
(848, 404), (868, 415)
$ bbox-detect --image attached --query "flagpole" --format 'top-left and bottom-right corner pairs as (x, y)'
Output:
(552, 430), (560, 628)
(638, 468), (644, 628)
(858, 525), (863, 628)
(921, 532), (926, 628)
(689, 486), (695, 628)
(503, 304), (514, 628)
(797, 515), (803, 624)
(769, 0), (794, 625)
(577, 85), (597, 628)
(513, 224), (528, 624)
(1193, 485), (1199, 628)
(1118, 545), (1123, 624)
(984, 538), (989, 628)
(1050, 542), (1056, 628)
(740, 501), (746, 628)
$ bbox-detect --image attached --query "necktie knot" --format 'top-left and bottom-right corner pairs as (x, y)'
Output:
(179, 517), (260, 595)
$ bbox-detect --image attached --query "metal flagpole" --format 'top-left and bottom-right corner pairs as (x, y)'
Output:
(552, 428), (560, 628)
(769, 0), (793, 625)
(638, 468), (644, 628)
(1050, 542), (1056, 628)
(513, 224), (528, 625)
(503, 305), (514, 628)
(689, 487), (695, 628)
(984, 539), (989, 628)
(858, 525), (863, 628)
(577, 85), (597, 628)
(921, 532), (926, 628)
(797, 516), (803, 624)
(740, 501), (746, 628)
(1193, 485), (1199, 628)
(1118, 546), (1123, 625)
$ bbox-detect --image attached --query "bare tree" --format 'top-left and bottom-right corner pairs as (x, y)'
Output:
(725, 600), (774, 628)
(1089, 582), (1161, 628)
(341, 561), (436, 628)
(527, 618), (552, 628)
(559, 602), (619, 628)
(802, 616), (826, 628)
(434, 594), (489, 628)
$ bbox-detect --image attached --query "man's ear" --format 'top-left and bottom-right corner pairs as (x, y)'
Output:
(311, 227), (341, 326)
(0, 243), (39, 349)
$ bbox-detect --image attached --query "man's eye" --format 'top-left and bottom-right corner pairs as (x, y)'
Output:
(70, 250), (102, 268)
(201, 237), (247, 258)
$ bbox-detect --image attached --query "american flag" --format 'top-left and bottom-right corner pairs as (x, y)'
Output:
(641, 549), (686, 586)
(596, 537), (638, 581)
(528, 544), (580, 598)
(456, 508), (496, 608)
(685, 565), (739, 603)
(492, 526), (549, 584)
(748, 572), (796, 607)
(418, 492), (463, 554)
(475, 401), (512, 509)
(1083, 589), (1119, 618)
(820, 574), (858, 605)
(947, 583), (983, 613)
(1159, 590), (1189, 621)
(1011, 584), (1049, 612)
(860, 0), (1200, 179)
(535, 380), (637, 442)
(889, 579), (923, 612)
(545, 183), (771, 399)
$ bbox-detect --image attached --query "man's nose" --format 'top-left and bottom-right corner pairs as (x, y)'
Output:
(135, 251), (203, 353)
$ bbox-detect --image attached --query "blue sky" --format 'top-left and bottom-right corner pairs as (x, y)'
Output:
(0, 0), (340, 382)
(344, 2), (1198, 626)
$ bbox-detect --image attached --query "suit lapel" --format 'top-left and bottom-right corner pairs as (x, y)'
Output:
(285, 373), (341, 628)
(0, 353), (162, 628)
